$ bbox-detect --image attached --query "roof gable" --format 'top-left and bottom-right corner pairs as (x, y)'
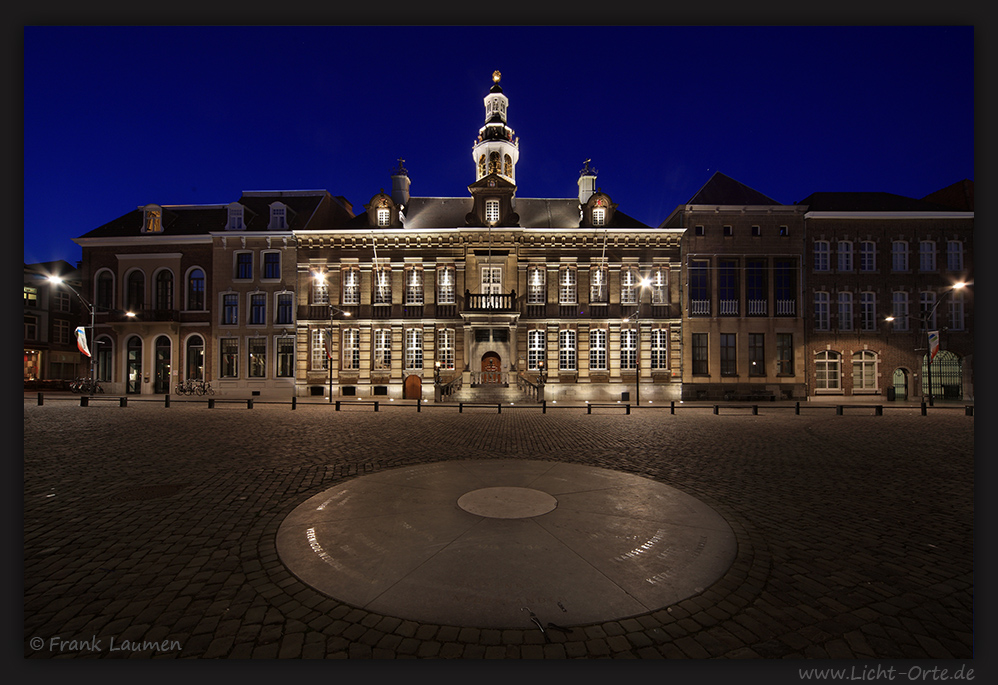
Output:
(686, 172), (781, 206)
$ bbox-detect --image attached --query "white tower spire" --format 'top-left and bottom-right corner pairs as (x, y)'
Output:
(472, 70), (519, 185)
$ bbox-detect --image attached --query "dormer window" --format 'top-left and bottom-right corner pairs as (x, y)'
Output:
(141, 204), (163, 233)
(592, 207), (606, 227)
(227, 203), (245, 231)
(485, 199), (500, 225)
(377, 208), (391, 226)
(585, 195), (613, 228)
(268, 203), (287, 230)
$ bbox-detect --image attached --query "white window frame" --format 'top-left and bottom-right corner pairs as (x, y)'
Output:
(852, 350), (879, 392)
(485, 199), (500, 224)
(436, 266), (456, 305)
(814, 241), (830, 272)
(815, 350), (841, 391)
(248, 337), (267, 378)
(405, 328), (423, 371)
(373, 329), (392, 370)
(559, 266), (577, 305)
(405, 266), (424, 306)
(341, 268), (360, 305)
(620, 328), (638, 370)
(342, 328), (360, 370)
(528, 329), (545, 370)
(837, 291), (853, 331)
(860, 292), (876, 332)
(592, 207), (606, 227)
(311, 272), (329, 305)
(559, 329), (577, 371)
(373, 266), (391, 305)
(859, 241), (877, 272)
(650, 328), (668, 369)
(377, 207), (391, 227)
(590, 264), (608, 303)
(527, 265), (546, 305)
(437, 328), (455, 370)
(837, 241), (853, 272)
(892, 291), (909, 331)
(311, 328), (329, 370)
(650, 267), (667, 305)
(620, 266), (639, 305)
(589, 328), (607, 371)
(919, 241), (937, 272)
(814, 291), (830, 331)
(892, 240), (909, 272)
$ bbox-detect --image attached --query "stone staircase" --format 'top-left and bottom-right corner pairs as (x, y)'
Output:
(447, 384), (538, 405)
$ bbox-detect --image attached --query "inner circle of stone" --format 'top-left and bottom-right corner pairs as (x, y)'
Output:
(457, 486), (558, 519)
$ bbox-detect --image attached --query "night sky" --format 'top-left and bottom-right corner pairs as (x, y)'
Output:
(23, 25), (974, 266)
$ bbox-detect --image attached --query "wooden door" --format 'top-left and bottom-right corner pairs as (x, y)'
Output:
(481, 352), (501, 384)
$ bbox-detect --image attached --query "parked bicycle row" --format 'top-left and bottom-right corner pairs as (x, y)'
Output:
(69, 377), (104, 394)
(175, 379), (215, 395)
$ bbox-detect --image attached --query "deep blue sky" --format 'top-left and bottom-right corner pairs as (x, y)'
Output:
(23, 25), (974, 266)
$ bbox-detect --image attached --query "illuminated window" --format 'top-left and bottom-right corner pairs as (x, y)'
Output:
(342, 328), (360, 370)
(650, 329), (668, 369)
(436, 265), (456, 305)
(377, 208), (391, 226)
(311, 328), (329, 370)
(405, 266), (424, 305)
(528, 329), (545, 370)
(559, 266), (577, 305)
(650, 268), (667, 305)
(620, 328), (637, 370)
(220, 338), (239, 378)
(437, 328), (455, 370)
(311, 273), (329, 305)
(559, 329), (577, 371)
(248, 338), (266, 378)
(815, 350), (841, 391)
(589, 329), (607, 370)
(485, 199), (500, 224)
(852, 350), (879, 391)
(592, 207), (605, 227)
(373, 329), (392, 370)
(527, 265), (546, 305)
(590, 264), (608, 303)
(342, 267), (360, 305)
(373, 266), (391, 305)
(405, 328), (423, 370)
(276, 336), (295, 377)
(620, 266), (639, 305)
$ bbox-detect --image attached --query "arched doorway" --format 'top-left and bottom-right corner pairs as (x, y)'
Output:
(126, 336), (142, 394)
(481, 352), (502, 384)
(404, 374), (422, 400)
(892, 368), (908, 401)
(154, 336), (171, 394)
(922, 351), (962, 400)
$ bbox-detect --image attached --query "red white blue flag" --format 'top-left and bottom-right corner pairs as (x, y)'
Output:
(928, 330), (940, 362)
(75, 326), (91, 357)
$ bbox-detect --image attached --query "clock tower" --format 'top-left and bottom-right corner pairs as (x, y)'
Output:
(472, 71), (519, 187)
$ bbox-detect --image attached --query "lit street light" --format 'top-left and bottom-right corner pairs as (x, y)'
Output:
(48, 274), (136, 394)
(885, 281), (966, 406)
(313, 271), (352, 403)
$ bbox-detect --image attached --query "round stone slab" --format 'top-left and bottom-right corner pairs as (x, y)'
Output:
(277, 459), (737, 629)
(457, 487), (558, 519)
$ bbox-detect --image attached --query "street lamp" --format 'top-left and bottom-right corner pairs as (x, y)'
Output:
(48, 275), (136, 395)
(886, 281), (966, 406)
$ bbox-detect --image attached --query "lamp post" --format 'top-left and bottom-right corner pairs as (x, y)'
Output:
(886, 281), (966, 407)
(625, 277), (652, 407)
(48, 275), (136, 395)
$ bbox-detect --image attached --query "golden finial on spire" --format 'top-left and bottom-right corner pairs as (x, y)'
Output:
(492, 70), (501, 83)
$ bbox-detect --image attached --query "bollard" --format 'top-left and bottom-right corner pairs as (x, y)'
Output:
(374, 401), (379, 412)
(291, 396), (296, 410)
(165, 394), (170, 408)
(81, 396), (89, 407)
(966, 405), (974, 416)
(752, 405), (758, 415)
(587, 403), (592, 415)
(247, 399), (253, 409)
(335, 400), (341, 411)
(417, 400), (421, 412)
(713, 405), (718, 415)
(670, 400), (675, 415)
(921, 401), (927, 416)
(119, 397), (127, 408)
(497, 403), (501, 414)
(875, 405), (883, 416)
(795, 401), (800, 415)
(542, 400), (547, 414)
(459, 402), (463, 413)
(836, 405), (843, 415)
(625, 403), (630, 415)
(38, 392), (43, 406)
(208, 398), (215, 408)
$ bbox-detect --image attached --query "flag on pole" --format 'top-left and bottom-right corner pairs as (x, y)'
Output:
(928, 330), (940, 362)
(325, 330), (332, 359)
(75, 326), (91, 357)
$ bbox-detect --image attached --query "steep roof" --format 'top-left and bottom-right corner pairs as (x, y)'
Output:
(796, 191), (957, 212)
(75, 190), (350, 239)
(685, 171), (782, 206)
(921, 179), (974, 211)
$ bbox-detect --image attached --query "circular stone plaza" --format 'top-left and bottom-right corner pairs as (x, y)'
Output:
(23, 397), (976, 661)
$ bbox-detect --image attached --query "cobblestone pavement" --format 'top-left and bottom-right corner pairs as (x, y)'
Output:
(23, 397), (975, 662)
